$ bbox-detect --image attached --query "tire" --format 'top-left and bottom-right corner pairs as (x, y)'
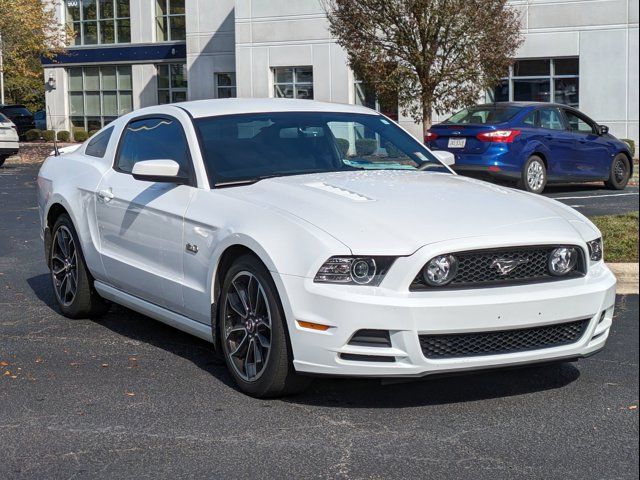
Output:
(604, 153), (631, 190)
(219, 254), (310, 398)
(49, 214), (110, 318)
(518, 155), (547, 194)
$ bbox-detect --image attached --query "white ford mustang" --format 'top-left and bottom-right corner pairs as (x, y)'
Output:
(37, 99), (616, 397)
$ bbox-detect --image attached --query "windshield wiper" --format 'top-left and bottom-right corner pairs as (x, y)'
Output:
(213, 170), (328, 188)
(214, 175), (278, 188)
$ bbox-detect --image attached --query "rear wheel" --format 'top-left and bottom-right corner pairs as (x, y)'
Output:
(519, 155), (547, 194)
(604, 154), (630, 190)
(50, 214), (110, 318)
(219, 254), (310, 398)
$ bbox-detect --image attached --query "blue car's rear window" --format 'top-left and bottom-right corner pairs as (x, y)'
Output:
(444, 106), (520, 125)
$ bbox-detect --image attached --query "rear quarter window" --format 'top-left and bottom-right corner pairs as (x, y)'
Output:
(85, 127), (114, 158)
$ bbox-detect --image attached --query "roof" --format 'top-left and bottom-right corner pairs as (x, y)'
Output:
(475, 101), (574, 109)
(176, 98), (378, 119)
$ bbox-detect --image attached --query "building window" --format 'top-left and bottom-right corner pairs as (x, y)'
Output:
(68, 65), (133, 131)
(489, 58), (579, 108)
(216, 73), (236, 98)
(65, 0), (131, 45)
(354, 79), (398, 121)
(157, 63), (188, 103)
(156, 0), (186, 41)
(273, 67), (313, 99)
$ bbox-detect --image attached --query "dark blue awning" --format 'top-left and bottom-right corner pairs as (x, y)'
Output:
(42, 43), (186, 66)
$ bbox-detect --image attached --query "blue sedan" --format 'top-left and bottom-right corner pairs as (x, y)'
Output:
(425, 102), (634, 194)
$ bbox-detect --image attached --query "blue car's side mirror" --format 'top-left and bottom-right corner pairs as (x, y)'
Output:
(598, 125), (609, 135)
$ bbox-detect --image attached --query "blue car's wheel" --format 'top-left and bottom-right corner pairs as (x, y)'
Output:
(604, 154), (630, 190)
(519, 155), (547, 194)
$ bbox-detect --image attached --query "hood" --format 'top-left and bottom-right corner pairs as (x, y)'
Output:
(221, 171), (587, 254)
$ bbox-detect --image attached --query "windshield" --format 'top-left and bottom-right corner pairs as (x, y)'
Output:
(444, 106), (520, 125)
(194, 112), (449, 186)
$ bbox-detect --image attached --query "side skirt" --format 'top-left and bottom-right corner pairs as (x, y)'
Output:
(94, 281), (214, 343)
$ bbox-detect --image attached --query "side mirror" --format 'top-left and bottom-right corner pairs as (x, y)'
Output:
(598, 125), (609, 136)
(432, 150), (455, 166)
(131, 159), (188, 184)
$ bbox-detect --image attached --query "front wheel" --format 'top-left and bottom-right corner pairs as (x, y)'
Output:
(604, 154), (630, 190)
(219, 254), (310, 398)
(519, 155), (547, 194)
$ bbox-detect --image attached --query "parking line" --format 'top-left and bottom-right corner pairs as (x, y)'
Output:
(552, 192), (639, 200)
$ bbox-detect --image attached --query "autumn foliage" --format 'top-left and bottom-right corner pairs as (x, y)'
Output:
(323, 0), (523, 131)
(0, 0), (68, 109)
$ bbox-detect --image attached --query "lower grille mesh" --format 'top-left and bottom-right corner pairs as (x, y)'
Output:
(419, 319), (589, 359)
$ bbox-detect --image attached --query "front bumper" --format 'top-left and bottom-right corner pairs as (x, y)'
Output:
(276, 260), (616, 378)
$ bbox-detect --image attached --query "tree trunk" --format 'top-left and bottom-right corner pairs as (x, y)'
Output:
(422, 100), (432, 138)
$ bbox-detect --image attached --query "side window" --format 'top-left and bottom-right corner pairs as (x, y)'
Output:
(523, 111), (538, 127)
(564, 110), (596, 134)
(116, 117), (190, 176)
(538, 108), (565, 131)
(85, 127), (114, 158)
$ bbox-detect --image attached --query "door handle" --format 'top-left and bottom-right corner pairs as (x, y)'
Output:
(97, 189), (114, 202)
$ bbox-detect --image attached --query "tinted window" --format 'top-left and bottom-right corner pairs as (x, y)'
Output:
(538, 108), (564, 130)
(85, 127), (114, 158)
(0, 113), (9, 123)
(194, 112), (448, 186)
(0, 106), (32, 117)
(564, 110), (595, 134)
(444, 106), (520, 125)
(523, 111), (538, 127)
(116, 117), (190, 176)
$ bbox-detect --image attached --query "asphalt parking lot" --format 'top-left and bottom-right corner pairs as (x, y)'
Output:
(1, 160), (638, 479)
(544, 184), (639, 216)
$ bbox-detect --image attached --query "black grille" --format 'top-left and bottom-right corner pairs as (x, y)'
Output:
(419, 319), (589, 359)
(411, 245), (586, 290)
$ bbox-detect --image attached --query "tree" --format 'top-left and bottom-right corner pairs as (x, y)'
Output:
(0, 0), (67, 107)
(323, 0), (523, 132)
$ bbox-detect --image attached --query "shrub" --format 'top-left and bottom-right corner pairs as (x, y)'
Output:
(621, 139), (636, 158)
(24, 129), (42, 141)
(57, 130), (71, 142)
(73, 129), (89, 142)
(41, 130), (56, 142)
(335, 138), (350, 157)
(88, 130), (99, 137)
(355, 138), (378, 156)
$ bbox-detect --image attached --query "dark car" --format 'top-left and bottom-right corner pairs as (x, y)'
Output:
(0, 104), (36, 139)
(425, 102), (633, 193)
(34, 110), (47, 130)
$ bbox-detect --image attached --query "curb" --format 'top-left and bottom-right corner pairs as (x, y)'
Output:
(607, 263), (639, 295)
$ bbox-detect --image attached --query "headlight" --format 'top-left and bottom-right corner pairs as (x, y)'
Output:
(587, 238), (603, 262)
(423, 254), (458, 286)
(548, 247), (578, 276)
(314, 257), (395, 286)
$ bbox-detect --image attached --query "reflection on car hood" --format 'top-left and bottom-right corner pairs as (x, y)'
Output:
(221, 170), (589, 254)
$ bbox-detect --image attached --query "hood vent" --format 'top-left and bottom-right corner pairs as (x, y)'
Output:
(305, 182), (373, 202)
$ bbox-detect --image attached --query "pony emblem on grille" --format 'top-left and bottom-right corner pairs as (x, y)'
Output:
(490, 257), (530, 275)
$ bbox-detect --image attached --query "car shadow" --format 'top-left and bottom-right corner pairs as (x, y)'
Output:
(286, 362), (580, 408)
(26, 273), (237, 390)
(26, 273), (57, 307)
(27, 273), (581, 406)
(542, 183), (609, 194)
